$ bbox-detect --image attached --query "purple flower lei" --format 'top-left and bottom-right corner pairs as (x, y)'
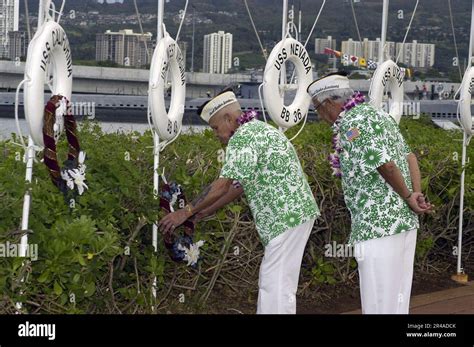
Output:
(237, 109), (258, 125)
(329, 92), (365, 178)
(229, 109), (258, 139)
(341, 91), (365, 112)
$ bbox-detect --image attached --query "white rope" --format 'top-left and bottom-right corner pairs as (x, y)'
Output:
(395, 0), (419, 64)
(448, 0), (463, 81)
(159, 126), (182, 152)
(350, 0), (362, 44)
(46, 1), (55, 22)
(14, 79), (29, 149)
(258, 83), (268, 123)
(146, 106), (181, 153)
(454, 79), (473, 146)
(287, 22), (299, 42)
(133, 0), (151, 62)
(56, 0), (66, 23)
(243, 0), (268, 60)
(146, 106), (155, 134)
(288, 111), (308, 142)
(175, 0), (189, 43)
(287, 0), (326, 85)
(303, 0), (326, 48)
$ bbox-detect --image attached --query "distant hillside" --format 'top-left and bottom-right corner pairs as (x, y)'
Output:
(19, 0), (473, 78)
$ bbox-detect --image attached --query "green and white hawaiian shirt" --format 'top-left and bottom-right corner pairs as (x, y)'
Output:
(336, 103), (419, 245)
(220, 119), (320, 246)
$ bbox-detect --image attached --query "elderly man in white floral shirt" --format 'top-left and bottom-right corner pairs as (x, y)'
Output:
(159, 90), (320, 314)
(307, 72), (433, 314)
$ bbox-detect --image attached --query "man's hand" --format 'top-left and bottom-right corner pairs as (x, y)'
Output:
(158, 209), (190, 235)
(190, 210), (209, 223)
(405, 192), (434, 214)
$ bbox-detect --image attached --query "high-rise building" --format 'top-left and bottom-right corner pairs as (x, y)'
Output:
(8, 30), (27, 59)
(341, 37), (395, 62)
(0, 0), (20, 59)
(203, 31), (232, 74)
(96, 29), (153, 68)
(314, 36), (336, 54)
(341, 37), (434, 68)
(396, 40), (435, 69)
(341, 38), (363, 58)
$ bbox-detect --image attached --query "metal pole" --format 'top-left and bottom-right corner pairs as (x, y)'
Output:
(281, 0), (288, 86)
(38, 0), (46, 27)
(378, 0), (389, 64)
(191, 5), (195, 73)
(298, 1), (302, 43)
(469, 0), (474, 66)
(151, 0), (165, 307)
(13, 0), (20, 31)
(16, 0), (46, 313)
(279, 0), (288, 133)
(19, 136), (35, 258)
(152, 132), (160, 303)
(456, 132), (467, 275)
(15, 136), (35, 312)
(290, 4), (294, 36)
(157, 0), (164, 43)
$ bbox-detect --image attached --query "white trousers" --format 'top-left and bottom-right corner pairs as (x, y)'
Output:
(354, 229), (417, 314)
(257, 218), (315, 314)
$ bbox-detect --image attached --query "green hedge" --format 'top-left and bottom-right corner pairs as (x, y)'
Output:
(0, 118), (472, 313)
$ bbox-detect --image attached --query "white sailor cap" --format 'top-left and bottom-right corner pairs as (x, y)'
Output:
(307, 72), (351, 100)
(198, 91), (238, 123)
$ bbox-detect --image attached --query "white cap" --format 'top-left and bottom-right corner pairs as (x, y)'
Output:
(307, 73), (351, 100)
(199, 91), (238, 123)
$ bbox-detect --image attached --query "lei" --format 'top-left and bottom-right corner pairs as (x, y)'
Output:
(43, 95), (88, 196)
(329, 92), (365, 178)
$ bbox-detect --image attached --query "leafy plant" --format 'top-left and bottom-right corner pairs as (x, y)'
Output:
(0, 117), (472, 313)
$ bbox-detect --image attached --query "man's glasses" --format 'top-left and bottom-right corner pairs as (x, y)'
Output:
(314, 99), (329, 112)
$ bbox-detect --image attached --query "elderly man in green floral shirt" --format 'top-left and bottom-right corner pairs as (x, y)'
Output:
(159, 90), (320, 314)
(307, 72), (433, 314)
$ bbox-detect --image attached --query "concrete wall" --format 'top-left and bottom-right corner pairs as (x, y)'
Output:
(0, 61), (261, 97)
(0, 60), (460, 98)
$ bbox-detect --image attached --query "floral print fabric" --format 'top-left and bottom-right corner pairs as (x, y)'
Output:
(220, 120), (320, 246)
(336, 103), (419, 244)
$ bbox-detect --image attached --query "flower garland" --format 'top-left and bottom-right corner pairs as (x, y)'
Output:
(237, 109), (257, 126)
(160, 178), (204, 268)
(43, 95), (88, 196)
(329, 92), (365, 178)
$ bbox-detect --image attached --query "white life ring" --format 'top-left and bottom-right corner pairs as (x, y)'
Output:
(262, 37), (313, 129)
(458, 66), (474, 136)
(24, 21), (73, 147)
(369, 59), (404, 124)
(148, 31), (186, 141)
